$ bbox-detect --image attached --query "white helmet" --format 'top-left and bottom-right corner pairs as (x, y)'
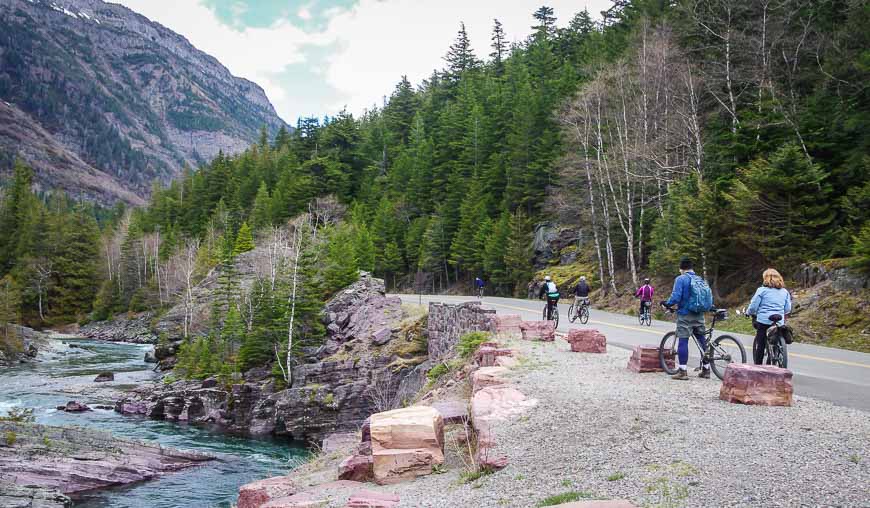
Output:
(580, 276), (586, 281)
(544, 276), (551, 282)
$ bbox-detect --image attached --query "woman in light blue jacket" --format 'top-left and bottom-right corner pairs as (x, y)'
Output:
(747, 268), (792, 364)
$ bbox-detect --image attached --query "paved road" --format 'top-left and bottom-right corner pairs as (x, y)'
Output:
(395, 294), (870, 412)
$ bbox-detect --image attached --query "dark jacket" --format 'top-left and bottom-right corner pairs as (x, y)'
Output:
(573, 281), (590, 297)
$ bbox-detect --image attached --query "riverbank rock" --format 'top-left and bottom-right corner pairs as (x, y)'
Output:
(144, 349), (158, 363)
(323, 273), (403, 346)
(370, 406), (444, 485)
(338, 454), (374, 482)
(472, 367), (509, 393)
(56, 401), (91, 412)
(430, 400), (469, 425)
(94, 372), (114, 382)
(719, 364), (794, 406)
(627, 345), (671, 373)
(564, 329), (607, 353)
(0, 325), (48, 366)
(519, 321), (556, 342)
(0, 423), (212, 496)
(79, 312), (158, 344)
(0, 482), (71, 508)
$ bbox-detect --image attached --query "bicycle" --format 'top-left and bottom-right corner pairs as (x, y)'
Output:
(638, 300), (652, 326)
(477, 286), (484, 299)
(542, 299), (560, 327)
(748, 313), (789, 368)
(568, 297), (589, 324)
(658, 305), (746, 380)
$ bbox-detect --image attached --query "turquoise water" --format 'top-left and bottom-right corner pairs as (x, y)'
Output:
(0, 338), (307, 508)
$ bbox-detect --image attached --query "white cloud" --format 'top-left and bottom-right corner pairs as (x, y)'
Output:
(116, 0), (612, 123)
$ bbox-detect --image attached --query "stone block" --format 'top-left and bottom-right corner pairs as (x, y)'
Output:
(626, 345), (672, 373)
(494, 356), (517, 368)
(237, 475), (296, 508)
(472, 366), (509, 393)
(519, 321), (556, 342)
(370, 406), (444, 484)
(492, 314), (523, 335)
(474, 345), (514, 367)
(430, 400), (469, 425)
(564, 329), (606, 353)
(345, 489), (400, 507)
(338, 454), (374, 482)
(719, 363), (793, 406)
(471, 385), (537, 471)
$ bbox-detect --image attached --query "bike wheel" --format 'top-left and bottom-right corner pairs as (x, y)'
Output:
(770, 336), (788, 369)
(637, 311), (643, 325)
(553, 307), (560, 328)
(779, 337), (788, 369)
(658, 331), (679, 374)
(709, 335), (746, 380)
(568, 302), (576, 323)
(580, 306), (589, 324)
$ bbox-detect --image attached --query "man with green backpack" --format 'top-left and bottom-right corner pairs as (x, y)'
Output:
(661, 257), (714, 380)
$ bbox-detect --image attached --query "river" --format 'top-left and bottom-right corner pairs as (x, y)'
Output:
(0, 337), (307, 507)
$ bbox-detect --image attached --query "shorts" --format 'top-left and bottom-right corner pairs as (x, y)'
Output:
(575, 296), (589, 306)
(676, 312), (705, 339)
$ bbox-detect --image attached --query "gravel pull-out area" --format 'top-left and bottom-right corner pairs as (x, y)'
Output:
(366, 337), (870, 507)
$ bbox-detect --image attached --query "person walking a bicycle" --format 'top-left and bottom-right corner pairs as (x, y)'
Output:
(573, 276), (590, 309)
(635, 278), (655, 317)
(747, 268), (792, 365)
(474, 276), (486, 298)
(661, 257), (714, 380)
(539, 276), (560, 321)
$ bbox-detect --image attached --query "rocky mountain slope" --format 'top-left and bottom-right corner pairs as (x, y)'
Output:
(0, 0), (286, 204)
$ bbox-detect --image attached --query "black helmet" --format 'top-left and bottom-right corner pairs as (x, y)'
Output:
(644, 278), (650, 284)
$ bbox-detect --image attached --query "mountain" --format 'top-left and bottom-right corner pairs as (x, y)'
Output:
(0, 0), (287, 204)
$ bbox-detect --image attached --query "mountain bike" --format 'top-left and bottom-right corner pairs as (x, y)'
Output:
(568, 297), (589, 324)
(658, 306), (746, 380)
(477, 286), (484, 299)
(638, 300), (652, 326)
(748, 313), (789, 369)
(542, 299), (560, 327)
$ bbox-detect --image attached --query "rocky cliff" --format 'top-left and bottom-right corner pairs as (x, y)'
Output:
(0, 0), (287, 204)
(116, 274), (431, 443)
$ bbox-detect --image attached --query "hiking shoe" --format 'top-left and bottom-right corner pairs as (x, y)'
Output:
(671, 370), (688, 381)
(698, 369), (711, 379)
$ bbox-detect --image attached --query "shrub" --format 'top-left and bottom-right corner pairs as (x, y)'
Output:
(427, 362), (449, 382)
(537, 492), (592, 506)
(457, 331), (490, 358)
(5, 430), (16, 446)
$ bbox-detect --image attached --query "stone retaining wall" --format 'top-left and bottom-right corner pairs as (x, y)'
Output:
(427, 302), (496, 363)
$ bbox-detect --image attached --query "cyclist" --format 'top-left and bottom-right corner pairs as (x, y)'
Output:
(635, 278), (655, 317)
(661, 258), (710, 380)
(572, 276), (590, 310)
(538, 276), (560, 321)
(474, 276), (486, 297)
(747, 268), (792, 365)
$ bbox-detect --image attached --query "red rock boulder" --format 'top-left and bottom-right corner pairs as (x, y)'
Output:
(564, 329), (606, 353)
(471, 385), (537, 471)
(430, 400), (469, 425)
(519, 321), (556, 342)
(370, 406), (444, 485)
(237, 475), (296, 508)
(474, 344), (514, 367)
(626, 345), (672, 373)
(471, 366), (510, 393)
(719, 363), (793, 406)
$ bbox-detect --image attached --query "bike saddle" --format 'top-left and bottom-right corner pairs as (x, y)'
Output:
(769, 314), (782, 323)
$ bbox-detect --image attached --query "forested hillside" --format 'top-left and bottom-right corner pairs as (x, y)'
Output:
(2, 0), (868, 369)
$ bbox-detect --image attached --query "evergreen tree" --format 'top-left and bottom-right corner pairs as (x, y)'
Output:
(233, 222), (255, 255)
(504, 209), (533, 295)
(323, 225), (359, 294)
(250, 182), (272, 231)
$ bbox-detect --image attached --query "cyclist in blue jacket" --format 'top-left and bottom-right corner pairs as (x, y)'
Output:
(747, 268), (792, 364)
(662, 257), (709, 380)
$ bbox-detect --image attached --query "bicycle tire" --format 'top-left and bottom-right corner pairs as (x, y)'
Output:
(553, 307), (560, 328)
(709, 334), (746, 380)
(637, 311), (643, 325)
(658, 331), (679, 374)
(779, 337), (788, 369)
(580, 306), (589, 324)
(542, 305), (547, 321)
(646, 314), (652, 326)
(568, 302), (577, 323)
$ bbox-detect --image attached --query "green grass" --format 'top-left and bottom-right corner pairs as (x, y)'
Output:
(5, 430), (16, 446)
(537, 491), (593, 506)
(607, 471), (626, 481)
(427, 362), (449, 382)
(714, 315), (756, 335)
(849, 454), (861, 464)
(459, 467), (494, 484)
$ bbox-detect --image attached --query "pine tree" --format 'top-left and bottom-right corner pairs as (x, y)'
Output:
(250, 182), (272, 231)
(483, 212), (510, 291)
(444, 22), (479, 82)
(504, 209), (533, 295)
(490, 19), (507, 75)
(380, 241), (403, 288)
(323, 225), (359, 295)
(47, 206), (100, 322)
(354, 224), (376, 273)
(233, 222), (255, 255)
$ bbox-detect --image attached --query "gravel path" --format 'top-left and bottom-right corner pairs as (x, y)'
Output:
(370, 336), (870, 507)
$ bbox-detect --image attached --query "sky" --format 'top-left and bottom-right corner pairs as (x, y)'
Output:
(116, 0), (612, 125)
